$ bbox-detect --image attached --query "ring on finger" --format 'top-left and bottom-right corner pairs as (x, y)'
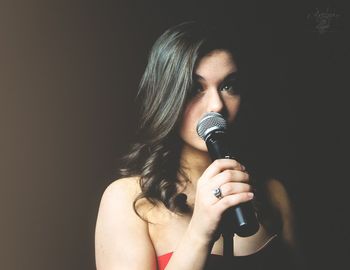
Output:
(212, 187), (223, 199)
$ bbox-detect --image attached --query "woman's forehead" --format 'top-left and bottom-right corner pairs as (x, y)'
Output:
(194, 50), (237, 82)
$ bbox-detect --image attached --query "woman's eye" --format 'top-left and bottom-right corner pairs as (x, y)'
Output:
(196, 87), (204, 93)
(222, 84), (233, 91)
(221, 83), (235, 92)
(221, 80), (239, 94)
(192, 83), (204, 93)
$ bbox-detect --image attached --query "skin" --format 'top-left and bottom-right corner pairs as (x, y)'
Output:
(95, 50), (297, 270)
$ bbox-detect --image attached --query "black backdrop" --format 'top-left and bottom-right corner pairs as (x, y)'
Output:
(0, 0), (348, 269)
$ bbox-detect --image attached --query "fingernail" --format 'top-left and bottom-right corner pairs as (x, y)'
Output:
(247, 192), (254, 199)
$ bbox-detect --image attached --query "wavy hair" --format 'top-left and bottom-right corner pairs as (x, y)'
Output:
(119, 21), (241, 217)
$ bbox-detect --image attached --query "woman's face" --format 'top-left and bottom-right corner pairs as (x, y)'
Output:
(179, 50), (241, 152)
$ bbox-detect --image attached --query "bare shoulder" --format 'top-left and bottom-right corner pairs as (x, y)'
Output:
(265, 178), (292, 211)
(96, 177), (144, 224)
(264, 178), (296, 248)
(102, 177), (141, 204)
(95, 177), (157, 270)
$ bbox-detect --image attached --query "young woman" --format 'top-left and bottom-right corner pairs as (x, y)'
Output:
(95, 21), (300, 270)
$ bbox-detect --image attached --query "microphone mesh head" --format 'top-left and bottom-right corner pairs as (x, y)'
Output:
(196, 112), (227, 140)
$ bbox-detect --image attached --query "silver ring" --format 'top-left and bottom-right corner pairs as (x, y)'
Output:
(212, 187), (223, 199)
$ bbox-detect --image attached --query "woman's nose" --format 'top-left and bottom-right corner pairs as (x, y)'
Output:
(206, 89), (224, 113)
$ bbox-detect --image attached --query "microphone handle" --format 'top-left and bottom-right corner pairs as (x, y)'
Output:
(205, 131), (260, 237)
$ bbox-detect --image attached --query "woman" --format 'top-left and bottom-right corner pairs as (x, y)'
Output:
(95, 21), (300, 270)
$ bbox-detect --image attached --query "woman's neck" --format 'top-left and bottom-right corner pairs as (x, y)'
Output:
(179, 143), (212, 185)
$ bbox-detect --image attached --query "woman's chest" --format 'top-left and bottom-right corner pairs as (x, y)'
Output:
(148, 208), (191, 256)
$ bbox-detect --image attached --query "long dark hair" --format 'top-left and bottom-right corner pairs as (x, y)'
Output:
(119, 21), (241, 216)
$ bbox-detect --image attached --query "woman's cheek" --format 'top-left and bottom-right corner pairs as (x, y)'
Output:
(179, 105), (203, 144)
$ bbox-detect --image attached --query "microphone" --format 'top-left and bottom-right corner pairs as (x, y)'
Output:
(196, 112), (259, 237)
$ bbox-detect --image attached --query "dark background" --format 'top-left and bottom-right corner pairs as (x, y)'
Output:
(0, 0), (348, 269)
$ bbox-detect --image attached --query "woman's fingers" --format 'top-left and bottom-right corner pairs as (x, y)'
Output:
(213, 192), (254, 213)
(200, 159), (245, 182)
(204, 170), (252, 205)
(219, 182), (252, 197)
(210, 169), (250, 187)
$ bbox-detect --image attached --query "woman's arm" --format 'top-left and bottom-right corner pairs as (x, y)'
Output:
(94, 177), (213, 270)
(266, 179), (296, 248)
(95, 178), (156, 270)
(266, 178), (305, 268)
(165, 159), (254, 269)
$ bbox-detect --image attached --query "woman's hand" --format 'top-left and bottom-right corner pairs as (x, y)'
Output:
(187, 159), (254, 244)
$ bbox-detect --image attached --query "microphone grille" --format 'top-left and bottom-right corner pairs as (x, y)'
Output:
(196, 112), (227, 140)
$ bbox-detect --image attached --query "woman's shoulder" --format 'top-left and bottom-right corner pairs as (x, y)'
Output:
(95, 177), (158, 269)
(98, 176), (156, 219)
(263, 178), (296, 248)
(99, 176), (147, 214)
(263, 178), (293, 214)
(104, 176), (141, 198)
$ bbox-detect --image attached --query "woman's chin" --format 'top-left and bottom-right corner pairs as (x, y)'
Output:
(182, 140), (208, 154)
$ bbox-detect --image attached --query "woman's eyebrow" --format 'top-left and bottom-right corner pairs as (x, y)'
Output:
(193, 71), (238, 81)
(193, 73), (204, 81)
(225, 72), (238, 80)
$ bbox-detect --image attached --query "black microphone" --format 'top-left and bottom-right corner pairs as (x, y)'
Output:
(196, 112), (259, 237)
